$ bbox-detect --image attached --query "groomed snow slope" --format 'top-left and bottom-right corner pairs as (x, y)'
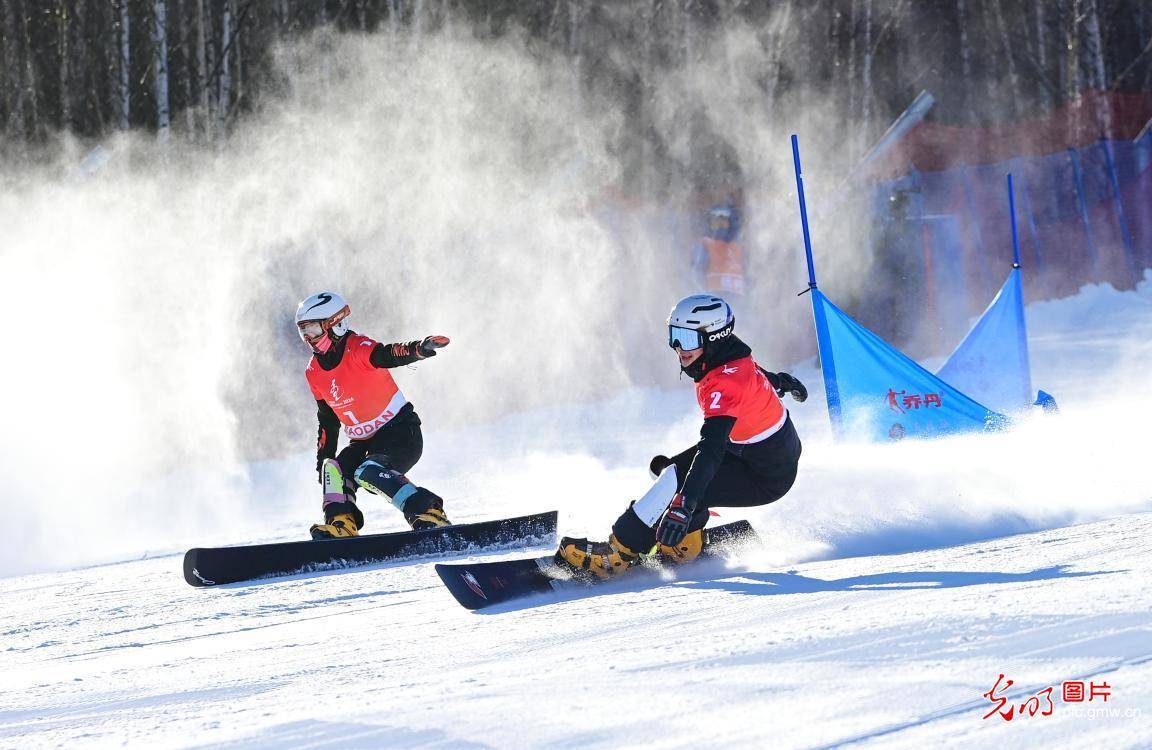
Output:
(2, 513), (1150, 748)
(3, 275), (1152, 749)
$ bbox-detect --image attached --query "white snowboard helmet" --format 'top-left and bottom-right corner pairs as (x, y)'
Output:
(667, 294), (734, 352)
(296, 291), (351, 353)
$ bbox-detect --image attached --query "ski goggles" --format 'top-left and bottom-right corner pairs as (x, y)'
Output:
(297, 320), (326, 341)
(297, 306), (350, 344)
(668, 325), (703, 351)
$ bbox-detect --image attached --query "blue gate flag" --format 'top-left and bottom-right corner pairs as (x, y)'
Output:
(812, 289), (1005, 441)
(936, 268), (1032, 414)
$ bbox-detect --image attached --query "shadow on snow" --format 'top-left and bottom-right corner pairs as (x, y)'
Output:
(475, 561), (1119, 614)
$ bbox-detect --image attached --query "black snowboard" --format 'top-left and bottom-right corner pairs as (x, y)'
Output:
(183, 510), (558, 587)
(435, 519), (758, 610)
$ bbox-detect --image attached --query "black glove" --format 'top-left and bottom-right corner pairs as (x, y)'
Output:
(774, 372), (808, 402)
(316, 427), (336, 484)
(656, 493), (696, 547)
(418, 335), (450, 357)
(649, 454), (672, 479)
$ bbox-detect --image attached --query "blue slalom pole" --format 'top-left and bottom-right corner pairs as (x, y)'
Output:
(1007, 173), (1022, 268)
(792, 134), (842, 437)
(1006, 173), (1033, 401)
(792, 134), (818, 290)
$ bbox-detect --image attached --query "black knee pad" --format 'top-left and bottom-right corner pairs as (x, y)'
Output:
(354, 454), (412, 505)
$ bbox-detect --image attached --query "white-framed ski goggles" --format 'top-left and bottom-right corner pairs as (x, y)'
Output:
(668, 324), (703, 351)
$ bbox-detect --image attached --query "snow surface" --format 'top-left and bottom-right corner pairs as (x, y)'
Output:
(3, 276), (1152, 748)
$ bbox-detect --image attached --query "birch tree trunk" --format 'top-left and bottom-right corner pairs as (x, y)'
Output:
(956, 0), (971, 122)
(81, 5), (104, 136)
(1034, 5), (1047, 74)
(235, 8), (243, 111)
(118, 0), (130, 130)
(681, 0), (695, 67)
(762, 4), (788, 133)
(991, 0), (1022, 119)
(175, 0), (196, 135)
(152, 0), (171, 140)
(568, 0), (582, 110)
(1083, 0), (1107, 89)
(1083, 0), (1111, 136)
(217, 0), (232, 135)
(568, 0), (580, 55)
(57, 2), (71, 132)
(1066, 0), (1082, 102)
(3, 0), (27, 136)
(21, 0), (40, 139)
(197, 0), (212, 140)
(861, 0), (872, 145)
(1034, 4), (1050, 110)
(846, 0), (858, 142)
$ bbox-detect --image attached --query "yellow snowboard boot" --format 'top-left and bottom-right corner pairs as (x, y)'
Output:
(657, 528), (704, 564)
(309, 510), (360, 540)
(408, 507), (451, 531)
(555, 534), (642, 580)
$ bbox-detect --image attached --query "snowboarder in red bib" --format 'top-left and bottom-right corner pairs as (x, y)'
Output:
(296, 291), (452, 539)
(556, 294), (806, 577)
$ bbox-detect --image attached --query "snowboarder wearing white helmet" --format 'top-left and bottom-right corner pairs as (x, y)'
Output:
(555, 294), (806, 577)
(295, 291), (452, 539)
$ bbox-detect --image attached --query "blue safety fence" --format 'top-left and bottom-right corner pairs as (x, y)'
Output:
(865, 133), (1152, 357)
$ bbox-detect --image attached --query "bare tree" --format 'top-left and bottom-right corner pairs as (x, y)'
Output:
(990, 0), (1023, 119)
(1083, 0), (1112, 135)
(861, 0), (873, 136)
(118, 0), (130, 131)
(0, 0), (1150, 149)
(20, 0), (39, 140)
(217, 0), (233, 135)
(174, 0), (196, 135)
(153, 0), (171, 140)
(57, 2), (71, 131)
(1066, 0), (1083, 101)
(234, 2), (244, 115)
(3, 0), (27, 137)
(197, 0), (213, 139)
(955, 0), (971, 121)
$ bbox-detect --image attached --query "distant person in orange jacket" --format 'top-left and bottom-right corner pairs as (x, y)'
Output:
(692, 202), (746, 300)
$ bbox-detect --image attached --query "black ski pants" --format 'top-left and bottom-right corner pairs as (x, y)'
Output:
(335, 416), (424, 493)
(613, 414), (801, 551)
(671, 414), (801, 525)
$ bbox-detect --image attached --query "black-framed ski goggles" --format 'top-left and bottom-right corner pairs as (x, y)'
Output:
(668, 324), (703, 351)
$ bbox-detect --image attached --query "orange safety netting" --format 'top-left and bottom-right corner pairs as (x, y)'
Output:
(870, 90), (1152, 180)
